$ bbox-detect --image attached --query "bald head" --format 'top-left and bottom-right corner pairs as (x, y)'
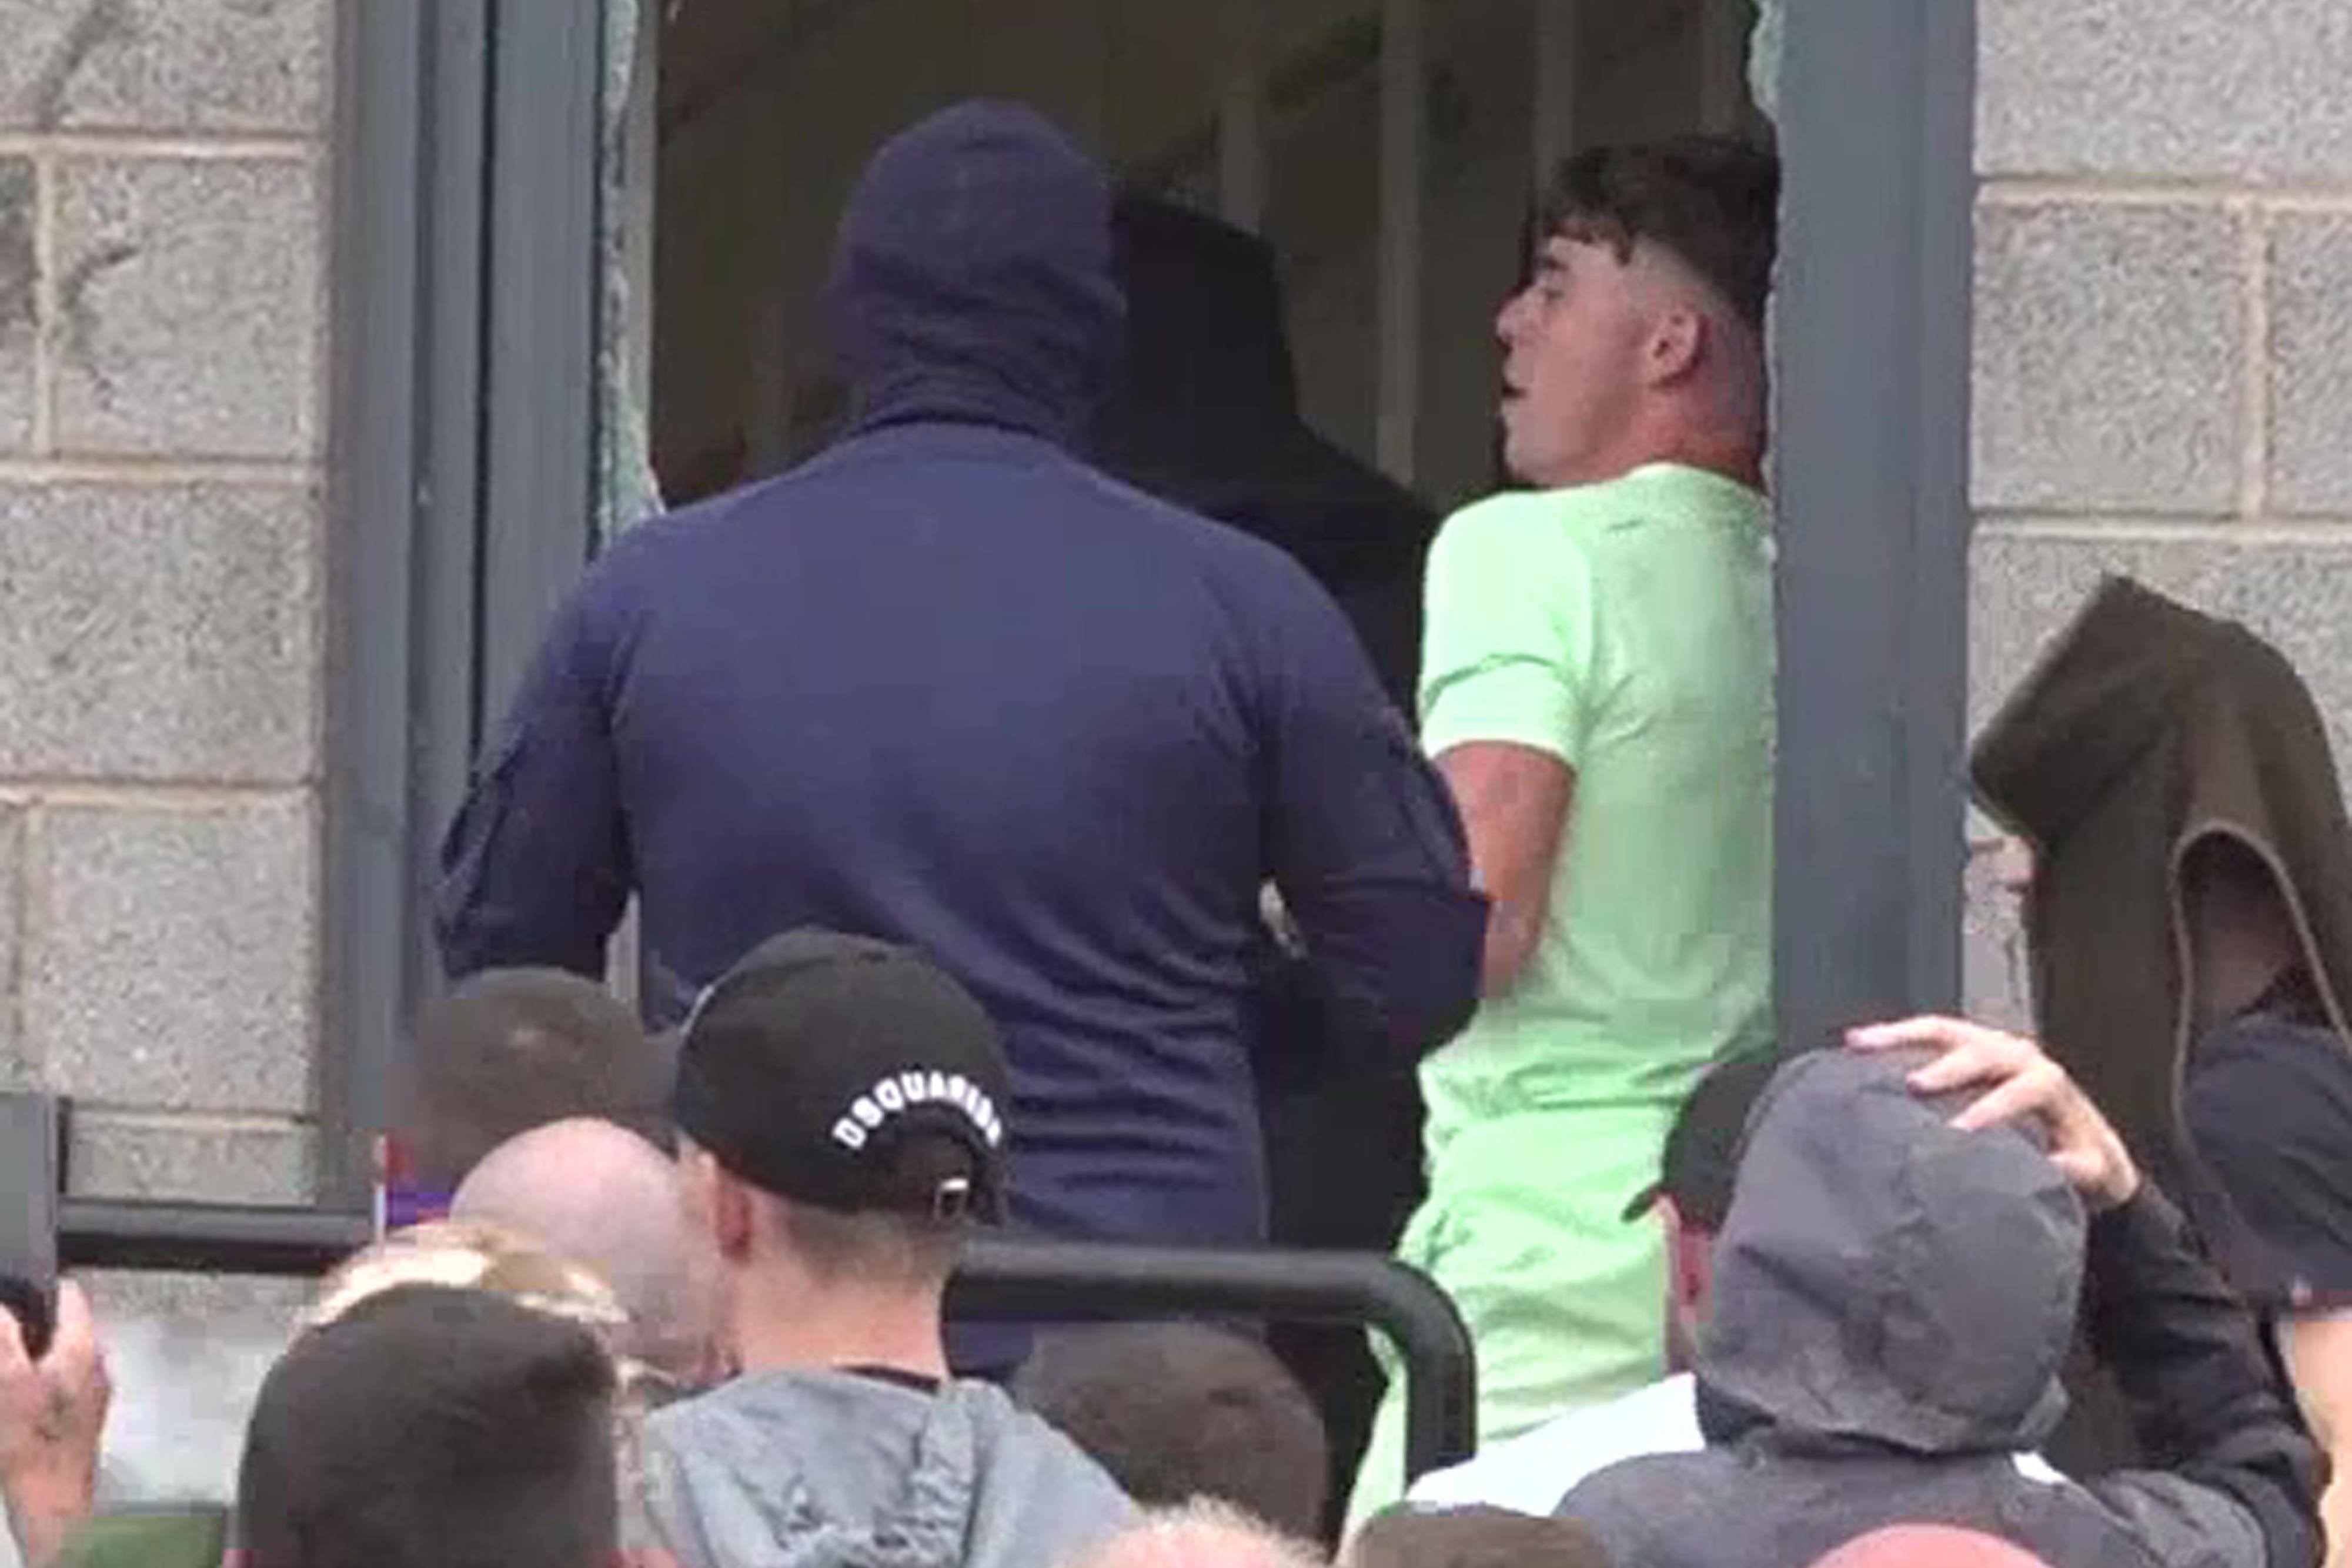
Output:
(1060, 1502), (1323, 1568)
(450, 1118), (709, 1385)
(1808, 1527), (2055, 1568)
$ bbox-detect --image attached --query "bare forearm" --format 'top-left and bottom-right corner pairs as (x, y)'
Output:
(2283, 1318), (2352, 1568)
(1480, 898), (1544, 993)
(1436, 743), (1572, 998)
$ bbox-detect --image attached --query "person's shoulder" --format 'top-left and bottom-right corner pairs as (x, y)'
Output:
(1561, 1441), (1721, 1512)
(1073, 460), (1326, 586)
(2187, 1014), (2352, 1148)
(948, 1374), (1118, 1477)
(1434, 488), (1574, 547)
(2082, 1469), (2271, 1568)
(1429, 480), (1678, 569)
(549, 477), (794, 650)
(938, 1378), (1140, 1560)
(2193, 1011), (2350, 1076)
(1421, 493), (1575, 604)
(1553, 1447), (1731, 1568)
(2184, 1013), (2352, 1307)
(588, 473), (797, 578)
(647, 1367), (884, 1446)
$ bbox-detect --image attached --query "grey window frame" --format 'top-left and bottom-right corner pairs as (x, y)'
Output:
(320, 0), (1975, 1201)
(322, 0), (603, 1203)
(1769, 0), (1977, 1048)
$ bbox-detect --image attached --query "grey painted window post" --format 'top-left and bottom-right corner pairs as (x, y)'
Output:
(1767, 0), (1976, 1047)
(323, 0), (609, 1203)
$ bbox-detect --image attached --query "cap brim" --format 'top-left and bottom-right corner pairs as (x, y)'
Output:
(1620, 1182), (1665, 1223)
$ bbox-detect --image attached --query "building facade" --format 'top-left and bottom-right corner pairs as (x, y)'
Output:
(0, 0), (2341, 1287)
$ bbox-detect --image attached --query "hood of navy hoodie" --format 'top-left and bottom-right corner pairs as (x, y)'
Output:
(823, 100), (1125, 447)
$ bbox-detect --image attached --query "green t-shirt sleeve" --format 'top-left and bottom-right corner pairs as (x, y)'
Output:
(55, 1509), (230, 1568)
(1418, 497), (1600, 767)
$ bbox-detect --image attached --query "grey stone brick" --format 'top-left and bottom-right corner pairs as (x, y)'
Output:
(1974, 203), (2244, 515)
(84, 1271), (307, 1330)
(0, 483), (317, 781)
(0, 0), (328, 134)
(1979, 0), (2352, 185)
(66, 1111), (313, 1203)
(0, 160), (35, 455)
(26, 794), (316, 1115)
(0, 808), (21, 1090)
(1970, 529), (2352, 785)
(53, 158), (323, 460)
(2269, 216), (2352, 515)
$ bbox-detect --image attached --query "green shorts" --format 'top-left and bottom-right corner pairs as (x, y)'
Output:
(1347, 1109), (1673, 1524)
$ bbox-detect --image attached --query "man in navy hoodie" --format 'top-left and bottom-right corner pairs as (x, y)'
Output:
(437, 102), (1483, 1281)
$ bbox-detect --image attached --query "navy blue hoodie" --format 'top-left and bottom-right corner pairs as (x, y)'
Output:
(436, 101), (1483, 1256)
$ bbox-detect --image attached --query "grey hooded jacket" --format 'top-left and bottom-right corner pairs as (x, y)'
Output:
(641, 1368), (1137, 1568)
(1556, 1048), (2321, 1568)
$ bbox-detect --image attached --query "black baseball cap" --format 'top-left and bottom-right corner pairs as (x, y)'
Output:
(1621, 1051), (1780, 1231)
(670, 930), (1011, 1222)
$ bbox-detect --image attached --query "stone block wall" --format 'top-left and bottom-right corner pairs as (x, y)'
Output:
(0, 0), (329, 1213)
(1964, 0), (2352, 1025)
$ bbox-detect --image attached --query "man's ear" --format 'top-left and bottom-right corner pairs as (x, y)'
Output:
(710, 1165), (756, 1263)
(1659, 1195), (1710, 1313)
(677, 1144), (754, 1263)
(1644, 307), (1706, 387)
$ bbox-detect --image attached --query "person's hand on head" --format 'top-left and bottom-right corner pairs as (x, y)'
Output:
(0, 1280), (110, 1568)
(1846, 1015), (2141, 1212)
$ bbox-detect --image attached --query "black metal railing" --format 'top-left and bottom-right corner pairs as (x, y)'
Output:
(55, 1196), (1478, 1482)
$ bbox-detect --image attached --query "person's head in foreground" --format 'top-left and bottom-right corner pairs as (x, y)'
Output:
(452, 1116), (717, 1393)
(1695, 1045), (2084, 1457)
(1806, 1525), (2055, 1568)
(1056, 1500), (1324, 1568)
(234, 1284), (617, 1568)
(1351, 1506), (1611, 1568)
(669, 928), (1011, 1378)
(639, 924), (1134, 1568)
(1015, 1322), (1331, 1539)
(1555, 1017), (2320, 1568)
(1496, 136), (1779, 492)
(1969, 574), (2352, 1162)
(1623, 1051), (1778, 1372)
(400, 968), (670, 1195)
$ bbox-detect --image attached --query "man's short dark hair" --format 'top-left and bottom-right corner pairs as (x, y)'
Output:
(1013, 1323), (1330, 1539)
(237, 1285), (618, 1568)
(759, 1131), (977, 1289)
(1353, 1506), (1614, 1568)
(1537, 136), (1780, 331)
(403, 969), (669, 1189)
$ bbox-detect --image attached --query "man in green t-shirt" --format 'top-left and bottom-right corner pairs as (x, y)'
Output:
(1352, 138), (1781, 1520)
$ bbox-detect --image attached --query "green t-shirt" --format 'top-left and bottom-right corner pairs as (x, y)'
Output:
(1418, 462), (1775, 1175)
(55, 1509), (229, 1568)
